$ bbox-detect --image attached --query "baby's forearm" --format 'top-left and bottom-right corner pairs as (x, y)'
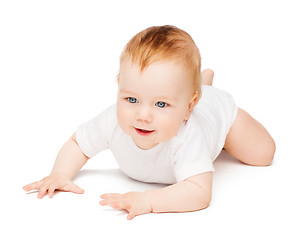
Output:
(50, 133), (89, 179)
(146, 180), (211, 213)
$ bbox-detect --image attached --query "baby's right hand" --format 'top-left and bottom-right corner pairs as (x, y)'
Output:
(23, 173), (84, 199)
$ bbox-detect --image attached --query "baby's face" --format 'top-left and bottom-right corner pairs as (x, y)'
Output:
(117, 59), (197, 150)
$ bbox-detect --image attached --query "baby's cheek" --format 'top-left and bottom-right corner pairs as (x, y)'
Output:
(159, 118), (181, 141)
(117, 108), (131, 131)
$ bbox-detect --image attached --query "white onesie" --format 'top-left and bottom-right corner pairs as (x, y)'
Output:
(76, 85), (238, 184)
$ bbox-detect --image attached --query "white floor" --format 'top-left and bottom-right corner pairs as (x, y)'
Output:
(4, 147), (292, 239)
(1, 1), (292, 239)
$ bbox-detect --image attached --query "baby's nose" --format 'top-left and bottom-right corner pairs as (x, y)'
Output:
(136, 106), (153, 123)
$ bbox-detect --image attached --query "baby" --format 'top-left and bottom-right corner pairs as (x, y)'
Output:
(23, 25), (276, 220)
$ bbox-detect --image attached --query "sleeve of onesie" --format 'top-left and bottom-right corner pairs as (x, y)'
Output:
(75, 105), (116, 158)
(173, 126), (215, 182)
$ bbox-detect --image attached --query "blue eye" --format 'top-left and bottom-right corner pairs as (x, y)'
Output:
(127, 97), (138, 103)
(156, 101), (167, 108)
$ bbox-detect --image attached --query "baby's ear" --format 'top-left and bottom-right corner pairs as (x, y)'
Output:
(184, 93), (199, 121)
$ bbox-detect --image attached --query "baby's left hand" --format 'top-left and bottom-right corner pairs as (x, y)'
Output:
(99, 192), (153, 220)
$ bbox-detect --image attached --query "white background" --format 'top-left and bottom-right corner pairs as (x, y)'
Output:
(1, 0), (292, 239)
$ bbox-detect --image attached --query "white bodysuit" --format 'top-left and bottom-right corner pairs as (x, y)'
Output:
(76, 85), (238, 184)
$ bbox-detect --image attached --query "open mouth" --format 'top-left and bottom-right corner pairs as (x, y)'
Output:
(135, 128), (155, 136)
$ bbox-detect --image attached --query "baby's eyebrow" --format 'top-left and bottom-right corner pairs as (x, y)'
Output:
(120, 89), (137, 96)
(119, 89), (177, 102)
(156, 96), (177, 102)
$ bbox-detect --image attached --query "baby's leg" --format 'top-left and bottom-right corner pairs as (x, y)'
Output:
(201, 69), (214, 86)
(223, 108), (276, 166)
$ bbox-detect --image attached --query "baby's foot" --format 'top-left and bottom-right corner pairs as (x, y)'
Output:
(201, 69), (214, 86)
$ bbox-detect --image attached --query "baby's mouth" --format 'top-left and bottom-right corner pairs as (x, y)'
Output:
(135, 128), (155, 136)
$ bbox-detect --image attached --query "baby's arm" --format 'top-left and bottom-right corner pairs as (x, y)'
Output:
(99, 172), (212, 220)
(50, 133), (88, 179)
(147, 172), (212, 213)
(23, 133), (89, 198)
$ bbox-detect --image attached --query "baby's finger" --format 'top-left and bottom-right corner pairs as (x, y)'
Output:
(100, 193), (121, 199)
(111, 201), (128, 210)
(23, 181), (42, 192)
(99, 198), (120, 206)
(37, 184), (50, 199)
(127, 211), (137, 220)
(99, 197), (116, 205)
(64, 182), (84, 194)
(99, 199), (107, 206)
(47, 187), (56, 198)
(37, 190), (47, 199)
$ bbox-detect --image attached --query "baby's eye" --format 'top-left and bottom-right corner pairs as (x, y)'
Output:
(156, 101), (168, 108)
(127, 97), (138, 104)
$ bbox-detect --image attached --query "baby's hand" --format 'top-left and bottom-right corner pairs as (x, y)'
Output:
(99, 192), (153, 220)
(23, 173), (84, 199)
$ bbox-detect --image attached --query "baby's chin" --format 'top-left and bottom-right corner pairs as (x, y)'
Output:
(132, 137), (159, 150)
(135, 143), (158, 150)
(133, 135), (176, 150)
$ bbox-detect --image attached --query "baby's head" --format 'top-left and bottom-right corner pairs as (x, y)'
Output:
(116, 25), (202, 150)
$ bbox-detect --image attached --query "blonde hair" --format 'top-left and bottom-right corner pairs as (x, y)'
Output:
(117, 25), (202, 98)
